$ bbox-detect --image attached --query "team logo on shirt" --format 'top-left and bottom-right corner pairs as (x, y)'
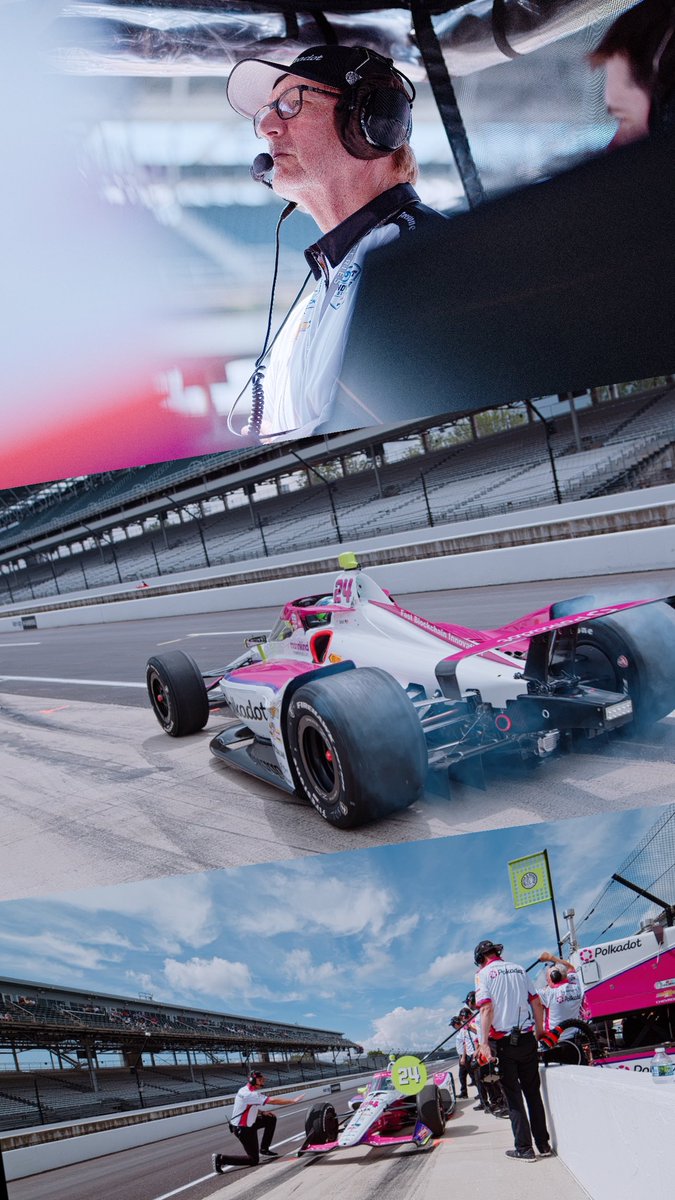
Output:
(330, 263), (362, 310)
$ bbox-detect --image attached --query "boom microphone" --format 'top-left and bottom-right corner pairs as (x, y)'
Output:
(251, 152), (274, 187)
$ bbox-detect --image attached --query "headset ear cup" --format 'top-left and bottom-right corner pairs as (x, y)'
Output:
(337, 82), (412, 159)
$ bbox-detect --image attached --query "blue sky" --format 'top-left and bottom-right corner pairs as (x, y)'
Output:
(0, 805), (665, 1053)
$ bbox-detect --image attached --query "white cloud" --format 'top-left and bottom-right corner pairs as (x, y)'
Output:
(361, 1005), (453, 1052)
(164, 956), (255, 1001)
(53, 877), (218, 953)
(0, 930), (124, 972)
(235, 865), (399, 941)
(426, 949), (475, 984)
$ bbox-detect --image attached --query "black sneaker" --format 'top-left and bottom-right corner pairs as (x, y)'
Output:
(493, 1108), (510, 1119)
(459, 1092), (469, 1099)
(260, 1149), (279, 1158)
(538, 1145), (556, 1157)
(473, 1102), (486, 1111)
(505, 1148), (536, 1162)
(212, 1154), (224, 1174)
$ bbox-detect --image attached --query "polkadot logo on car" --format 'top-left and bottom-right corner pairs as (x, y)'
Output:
(580, 948), (595, 963)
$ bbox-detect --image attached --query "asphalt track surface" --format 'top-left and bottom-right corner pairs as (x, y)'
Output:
(1, 571), (674, 899)
(6, 1088), (585, 1200)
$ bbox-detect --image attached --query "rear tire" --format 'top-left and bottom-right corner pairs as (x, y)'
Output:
(146, 651), (209, 737)
(573, 601), (675, 728)
(286, 668), (427, 828)
(416, 1084), (445, 1137)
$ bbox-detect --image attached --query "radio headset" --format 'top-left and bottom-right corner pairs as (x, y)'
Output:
(226, 49), (415, 439)
(649, 17), (675, 134)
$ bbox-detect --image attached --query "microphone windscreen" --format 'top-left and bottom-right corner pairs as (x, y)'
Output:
(251, 153), (274, 184)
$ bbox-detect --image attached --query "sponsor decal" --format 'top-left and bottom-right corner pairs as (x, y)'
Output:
(580, 948), (595, 962)
(394, 606), (476, 649)
(617, 655), (629, 668)
(229, 698), (268, 723)
(330, 262), (361, 310)
(328, 653), (343, 663)
(656, 978), (675, 989)
(594, 937), (642, 956)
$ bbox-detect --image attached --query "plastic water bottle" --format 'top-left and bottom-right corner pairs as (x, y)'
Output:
(650, 1047), (674, 1082)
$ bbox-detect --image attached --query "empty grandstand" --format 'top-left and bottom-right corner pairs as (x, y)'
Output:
(0, 386), (673, 606)
(0, 976), (361, 1130)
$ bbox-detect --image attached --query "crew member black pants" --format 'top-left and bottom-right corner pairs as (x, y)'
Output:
(494, 1033), (549, 1153)
(219, 1112), (277, 1166)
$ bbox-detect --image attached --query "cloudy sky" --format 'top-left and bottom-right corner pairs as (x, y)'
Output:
(0, 805), (664, 1053)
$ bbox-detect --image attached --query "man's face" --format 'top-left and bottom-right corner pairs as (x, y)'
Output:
(604, 53), (651, 147)
(255, 73), (352, 207)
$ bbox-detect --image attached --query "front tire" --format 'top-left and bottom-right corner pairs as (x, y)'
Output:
(146, 651), (209, 737)
(573, 600), (675, 728)
(285, 667), (427, 828)
(304, 1102), (338, 1144)
(416, 1084), (445, 1137)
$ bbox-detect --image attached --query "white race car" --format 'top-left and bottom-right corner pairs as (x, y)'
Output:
(146, 553), (675, 827)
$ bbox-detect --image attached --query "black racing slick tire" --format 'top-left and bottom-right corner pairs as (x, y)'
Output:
(572, 600), (675, 729)
(416, 1084), (445, 1137)
(285, 667), (427, 828)
(304, 1102), (339, 1144)
(146, 651), (209, 737)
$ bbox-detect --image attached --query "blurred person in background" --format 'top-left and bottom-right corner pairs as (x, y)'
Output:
(590, 0), (675, 146)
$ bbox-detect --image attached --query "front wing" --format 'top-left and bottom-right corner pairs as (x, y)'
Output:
(298, 1118), (435, 1156)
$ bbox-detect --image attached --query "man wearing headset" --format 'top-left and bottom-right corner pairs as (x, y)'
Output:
(590, 0), (675, 147)
(474, 938), (552, 1163)
(212, 1070), (301, 1172)
(226, 44), (446, 441)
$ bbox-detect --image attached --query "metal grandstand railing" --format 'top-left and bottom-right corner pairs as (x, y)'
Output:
(0, 1055), (389, 1131)
(575, 806), (675, 946)
(1, 391), (673, 606)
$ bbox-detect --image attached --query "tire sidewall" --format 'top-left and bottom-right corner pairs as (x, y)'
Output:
(287, 697), (354, 826)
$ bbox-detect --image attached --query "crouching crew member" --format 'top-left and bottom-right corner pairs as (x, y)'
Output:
(474, 939), (553, 1162)
(212, 1071), (301, 1172)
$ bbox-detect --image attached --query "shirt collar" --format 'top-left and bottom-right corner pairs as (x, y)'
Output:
(305, 183), (421, 280)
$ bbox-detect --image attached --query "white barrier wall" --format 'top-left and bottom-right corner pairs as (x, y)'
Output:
(1, 524), (673, 632)
(2, 1075), (360, 1181)
(542, 1065), (675, 1200)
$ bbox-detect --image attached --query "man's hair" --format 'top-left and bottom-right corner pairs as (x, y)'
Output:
(589, 0), (675, 90)
(392, 141), (419, 184)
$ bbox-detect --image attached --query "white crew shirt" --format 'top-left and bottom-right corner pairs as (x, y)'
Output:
(230, 1083), (269, 1127)
(260, 221), (400, 440)
(475, 958), (537, 1038)
(538, 971), (582, 1041)
(457, 1023), (480, 1058)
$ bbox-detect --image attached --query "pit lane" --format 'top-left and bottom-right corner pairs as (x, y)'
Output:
(0, 572), (674, 900)
(5, 1094), (586, 1200)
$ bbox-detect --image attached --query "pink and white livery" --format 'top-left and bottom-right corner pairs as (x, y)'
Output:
(572, 923), (675, 1073)
(146, 552), (675, 827)
(297, 1068), (455, 1157)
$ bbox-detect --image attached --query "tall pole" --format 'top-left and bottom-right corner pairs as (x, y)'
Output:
(544, 849), (563, 955)
(526, 399), (562, 504)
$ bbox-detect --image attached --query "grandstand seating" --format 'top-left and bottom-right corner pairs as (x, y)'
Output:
(1, 389), (673, 605)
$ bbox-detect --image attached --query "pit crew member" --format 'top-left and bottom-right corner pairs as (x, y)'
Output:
(475, 939), (552, 1162)
(212, 1071), (301, 1171)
